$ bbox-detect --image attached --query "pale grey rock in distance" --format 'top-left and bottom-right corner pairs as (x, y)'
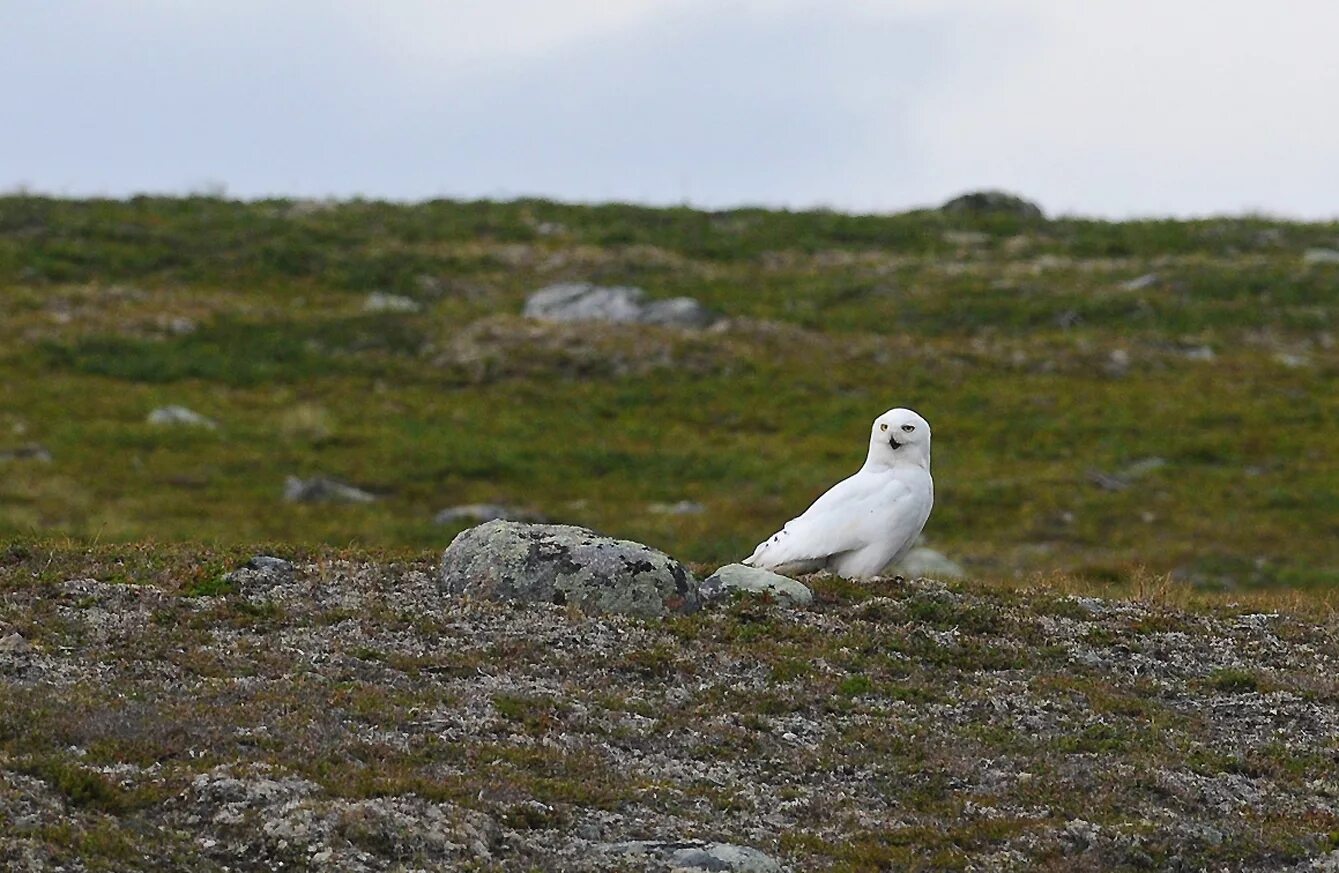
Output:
(598, 840), (782, 873)
(0, 444), (52, 463)
(896, 547), (965, 580)
(523, 281), (718, 328)
(702, 563), (813, 607)
(0, 632), (31, 654)
(433, 503), (546, 525)
(364, 292), (422, 313)
(648, 500), (706, 515)
(1303, 248), (1339, 265)
(439, 520), (699, 618)
(1120, 273), (1160, 291)
(524, 282), (646, 324)
(147, 405), (218, 429)
(639, 296), (717, 328)
(283, 475), (377, 504)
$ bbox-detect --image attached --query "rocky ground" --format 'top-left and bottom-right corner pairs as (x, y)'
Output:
(2, 548), (1338, 871)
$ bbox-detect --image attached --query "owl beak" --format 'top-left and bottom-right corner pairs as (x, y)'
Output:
(889, 435), (902, 450)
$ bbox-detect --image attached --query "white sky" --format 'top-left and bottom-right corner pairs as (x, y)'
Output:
(4, 0), (1337, 218)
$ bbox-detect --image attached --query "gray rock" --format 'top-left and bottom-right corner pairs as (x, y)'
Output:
(524, 282), (646, 324)
(640, 297), (718, 328)
(0, 444), (52, 463)
(1105, 348), (1131, 377)
(896, 547), (965, 580)
(523, 282), (718, 328)
(1274, 352), (1309, 368)
(1303, 248), (1339, 265)
(364, 292), (422, 313)
(648, 500), (706, 516)
(599, 840), (782, 873)
(147, 405), (218, 429)
(1183, 345), (1217, 362)
(439, 520), (699, 618)
(1086, 469), (1129, 492)
(283, 475), (378, 504)
(1087, 456), (1168, 492)
(940, 190), (1045, 220)
(1119, 273), (1160, 291)
(1120, 456), (1167, 479)
(245, 555), (294, 575)
(0, 632), (31, 654)
(702, 564), (813, 607)
(433, 504), (546, 525)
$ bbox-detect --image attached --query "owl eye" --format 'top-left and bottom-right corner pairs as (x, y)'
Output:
(901, 424), (915, 432)
(880, 423), (888, 432)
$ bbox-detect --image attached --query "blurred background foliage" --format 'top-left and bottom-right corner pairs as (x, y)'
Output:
(1, 195), (1336, 590)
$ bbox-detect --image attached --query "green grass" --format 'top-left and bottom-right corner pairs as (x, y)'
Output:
(2, 195), (1337, 589)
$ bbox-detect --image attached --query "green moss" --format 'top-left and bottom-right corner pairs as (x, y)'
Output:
(1206, 668), (1263, 694)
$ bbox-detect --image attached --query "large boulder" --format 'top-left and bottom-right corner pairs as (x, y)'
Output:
(523, 282), (645, 323)
(439, 520), (700, 618)
(940, 190), (1045, 220)
(523, 282), (717, 328)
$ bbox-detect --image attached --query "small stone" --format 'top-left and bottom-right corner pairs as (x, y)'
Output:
(0, 632), (31, 654)
(639, 297), (718, 328)
(364, 292), (422, 313)
(433, 504), (546, 525)
(147, 405), (218, 429)
(1086, 470), (1128, 491)
(0, 444), (52, 463)
(1119, 456), (1167, 480)
(1274, 352), (1309, 368)
(896, 547), (965, 580)
(648, 500), (706, 515)
(1104, 348), (1131, 376)
(1182, 345), (1216, 362)
(1303, 248), (1339, 265)
(283, 475), (378, 503)
(702, 563), (813, 607)
(599, 841), (781, 873)
(1119, 273), (1159, 291)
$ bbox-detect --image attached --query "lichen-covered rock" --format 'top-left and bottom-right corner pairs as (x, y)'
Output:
(523, 282), (646, 324)
(702, 564), (812, 607)
(598, 839), (783, 872)
(522, 282), (718, 328)
(439, 520), (699, 618)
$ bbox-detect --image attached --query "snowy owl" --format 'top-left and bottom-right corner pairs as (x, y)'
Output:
(743, 408), (934, 580)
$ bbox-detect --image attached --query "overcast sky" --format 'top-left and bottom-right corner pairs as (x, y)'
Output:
(4, 1), (1337, 218)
